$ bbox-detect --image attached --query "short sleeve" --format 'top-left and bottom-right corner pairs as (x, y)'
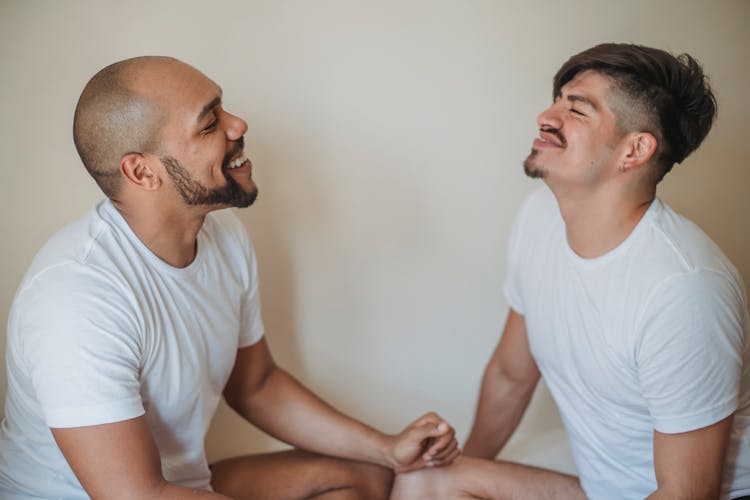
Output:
(636, 269), (745, 433)
(16, 264), (145, 428)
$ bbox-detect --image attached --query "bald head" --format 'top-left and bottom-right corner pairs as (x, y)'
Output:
(73, 56), (179, 198)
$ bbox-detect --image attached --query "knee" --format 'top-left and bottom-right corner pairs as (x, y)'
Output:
(391, 467), (444, 500)
(348, 462), (393, 499)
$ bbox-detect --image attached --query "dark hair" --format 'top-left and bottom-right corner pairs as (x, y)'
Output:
(553, 43), (717, 181)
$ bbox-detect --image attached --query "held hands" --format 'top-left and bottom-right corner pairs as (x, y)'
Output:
(385, 412), (460, 473)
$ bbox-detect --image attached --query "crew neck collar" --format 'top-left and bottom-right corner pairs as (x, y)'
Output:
(562, 197), (661, 268)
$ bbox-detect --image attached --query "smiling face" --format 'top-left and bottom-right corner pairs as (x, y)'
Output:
(139, 60), (257, 209)
(523, 70), (627, 190)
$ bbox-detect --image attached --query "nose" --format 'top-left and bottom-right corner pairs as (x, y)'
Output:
(537, 101), (562, 130)
(223, 109), (248, 141)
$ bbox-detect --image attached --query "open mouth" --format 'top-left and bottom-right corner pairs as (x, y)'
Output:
(227, 155), (249, 170)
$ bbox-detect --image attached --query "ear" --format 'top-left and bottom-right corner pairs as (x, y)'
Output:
(120, 153), (162, 190)
(621, 132), (657, 170)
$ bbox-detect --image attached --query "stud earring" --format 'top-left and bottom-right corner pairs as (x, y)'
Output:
(619, 164), (627, 173)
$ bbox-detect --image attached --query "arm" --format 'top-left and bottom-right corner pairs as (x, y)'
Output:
(464, 310), (541, 459)
(223, 338), (459, 472)
(52, 417), (230, 499)
(646, 415), (733, 500)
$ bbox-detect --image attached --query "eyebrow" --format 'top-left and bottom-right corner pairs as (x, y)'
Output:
(566, 94), (598, 111)
(197, 94), (222, 123)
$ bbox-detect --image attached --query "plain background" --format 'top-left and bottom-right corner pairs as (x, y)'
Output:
(1, 0), (748, 468)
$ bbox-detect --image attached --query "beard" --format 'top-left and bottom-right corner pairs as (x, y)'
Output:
(523, 127), (565, 179)
(523, 149), (547, 179)
(161, 153), (257, 208)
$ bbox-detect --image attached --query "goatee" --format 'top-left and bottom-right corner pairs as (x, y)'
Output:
(523, 149), (547, 179)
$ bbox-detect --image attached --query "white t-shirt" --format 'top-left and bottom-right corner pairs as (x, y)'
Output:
(0, 200), (265, 498)
(504, 186), (750, 500)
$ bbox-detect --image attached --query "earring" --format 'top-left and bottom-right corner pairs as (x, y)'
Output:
(619, 164), (627, 173)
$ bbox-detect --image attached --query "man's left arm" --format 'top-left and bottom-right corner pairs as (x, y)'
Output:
(639, 269), (746, 499)
(223, 337), (459, 472)
(647, 415), (733, 499)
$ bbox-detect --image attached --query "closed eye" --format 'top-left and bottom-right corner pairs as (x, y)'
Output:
(571, 108), (586, 116)
(202, 117), (218, 133)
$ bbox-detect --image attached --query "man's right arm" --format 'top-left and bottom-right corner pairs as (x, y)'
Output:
(52, 417), (230, 499)
(463, 310), (541, 459)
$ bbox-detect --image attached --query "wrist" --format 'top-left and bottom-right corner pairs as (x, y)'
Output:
(375, 432), (399, 469)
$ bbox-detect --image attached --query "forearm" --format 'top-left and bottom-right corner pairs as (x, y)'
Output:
(463, 366), (537, 459)
(232, 366), (394, 468)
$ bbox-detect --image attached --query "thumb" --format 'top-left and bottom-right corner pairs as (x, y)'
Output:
(410, 421), (448, 441)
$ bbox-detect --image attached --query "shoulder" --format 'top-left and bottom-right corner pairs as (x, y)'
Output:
(12, 259), (140, 337)
(23, 201), (111, 278)
(14, 205), (140, 320)
(11, 202), (142, 354)
(18, 201), (138, 300)
(635, 261), (746, 364)
(640, 200), (744, 300)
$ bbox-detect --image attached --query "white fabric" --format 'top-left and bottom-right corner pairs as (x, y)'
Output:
(0, 200), (265, 498)
(504, 186), (750, 500)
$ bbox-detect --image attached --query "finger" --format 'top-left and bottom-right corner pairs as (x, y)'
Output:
(426, 421), (451, 439)
(395, 458), (427, 474)
(424, 435), (456, 462)
(409, 421), (446, 445)
(428, 447), (461, 468)
(412, 411), (441, 428)
(429, 438), (458, 462)
(423, 425), (455, 458)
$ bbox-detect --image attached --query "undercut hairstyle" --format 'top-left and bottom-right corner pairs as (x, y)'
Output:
(553, 43), (717, 182)
(73, 57), (169, 197)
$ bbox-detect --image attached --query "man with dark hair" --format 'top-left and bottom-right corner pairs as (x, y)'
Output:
(393, 43), (750, 499)
(0, 56), (459, 499)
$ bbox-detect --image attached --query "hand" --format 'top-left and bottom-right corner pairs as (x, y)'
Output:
(385, 412), (460, 473)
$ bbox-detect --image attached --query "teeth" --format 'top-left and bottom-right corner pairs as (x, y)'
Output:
(228, 156), (247, 169)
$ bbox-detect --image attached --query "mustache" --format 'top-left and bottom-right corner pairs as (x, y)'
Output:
(222, 136), (245, 169)
(541, 127), (566, 148)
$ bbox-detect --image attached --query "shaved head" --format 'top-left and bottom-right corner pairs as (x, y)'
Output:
(73, 56), (176, 197)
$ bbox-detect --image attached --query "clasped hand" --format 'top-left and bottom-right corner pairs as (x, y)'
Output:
(385, 412), (460, 473)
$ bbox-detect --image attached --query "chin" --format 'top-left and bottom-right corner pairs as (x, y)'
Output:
(234, 187), (258, 208)
(523, 159), (547, 179)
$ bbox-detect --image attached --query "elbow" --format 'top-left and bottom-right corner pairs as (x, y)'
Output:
(483, 363), (539, 400)
(223, 364), (279, 417)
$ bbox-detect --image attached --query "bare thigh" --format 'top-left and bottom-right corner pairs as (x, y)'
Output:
(210, 449), (393, 500)
(391, 456), (585, 500)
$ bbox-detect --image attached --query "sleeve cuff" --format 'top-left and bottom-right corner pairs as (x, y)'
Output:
(653, 400), (737, 434)
(45, 396), (145, 428)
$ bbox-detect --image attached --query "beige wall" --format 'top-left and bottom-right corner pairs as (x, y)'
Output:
(1, 0), (748, 463)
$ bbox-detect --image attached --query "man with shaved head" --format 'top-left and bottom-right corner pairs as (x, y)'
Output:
(0, 56), (458, 499)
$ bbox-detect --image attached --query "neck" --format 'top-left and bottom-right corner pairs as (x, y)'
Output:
(551, 182), (655, 259)
(111, 195), (208, 268)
